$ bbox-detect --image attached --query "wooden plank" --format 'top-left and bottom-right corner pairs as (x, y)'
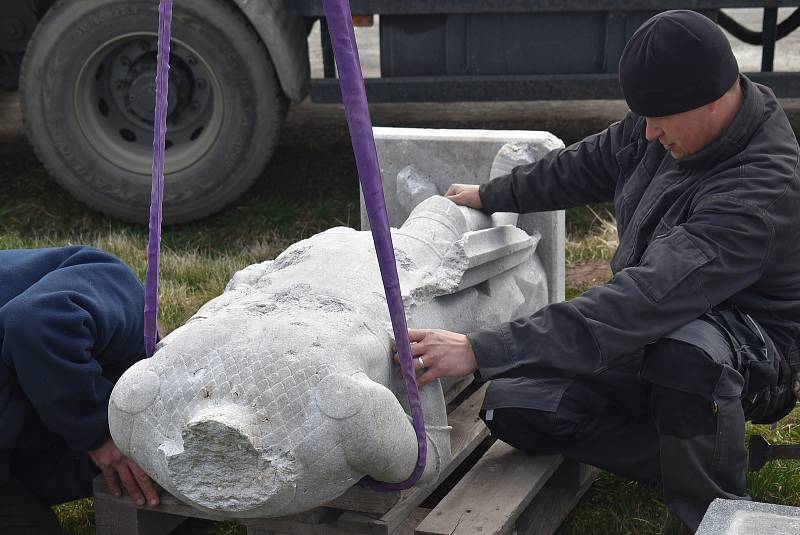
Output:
(440, 383), (489, 465)
(392, 508), (433, 535)
(93, 477), (191, 535)
(246, 515), (350, 535)
(95, 385), (488, 535)
(93, 476), (226, 522)
(443, 375), (474, 405)
(414, 443), (562, 535)
(382, 384), (489, 531)
(515, 463), (600, 535)
(331, 509), (438, 535)
(325, 377), (475, 515)
(340, 384), (490, 534)
(326, 487), (401, 515)
(93, 492), (188, 535)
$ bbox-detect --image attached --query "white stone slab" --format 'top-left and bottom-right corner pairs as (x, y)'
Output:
(365, 127), (566, 304)
(697, 499), (800, 535)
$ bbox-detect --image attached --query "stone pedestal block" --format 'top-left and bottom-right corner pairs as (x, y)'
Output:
(697, 498), (800, 534)
(365, 127), (566, 304)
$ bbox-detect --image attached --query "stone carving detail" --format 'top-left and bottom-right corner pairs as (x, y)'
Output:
(109, 194), (549, 518)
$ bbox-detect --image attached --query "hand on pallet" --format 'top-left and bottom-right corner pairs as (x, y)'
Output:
(89, 437), (160, 507)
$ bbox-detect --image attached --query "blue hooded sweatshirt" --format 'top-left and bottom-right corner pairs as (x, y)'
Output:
(0, 246), (145, 484)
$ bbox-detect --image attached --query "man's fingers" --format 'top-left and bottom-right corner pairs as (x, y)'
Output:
(129, 462), (160, 506)
(408, 329), (428, 343)
(410, 343), (427, 357)
(412, 355), (429, 370)
(116, 463), (145, 506)
(417, 368), (440, 387)
(101, 467), (122, 498)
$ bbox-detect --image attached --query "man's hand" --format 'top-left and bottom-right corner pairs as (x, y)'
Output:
(394, 329), (478, 386)
(445, 184), (482, 210)
(89, 437), (160, 506)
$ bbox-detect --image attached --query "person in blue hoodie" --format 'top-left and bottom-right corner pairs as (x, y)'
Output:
(0, 246), (159, 534)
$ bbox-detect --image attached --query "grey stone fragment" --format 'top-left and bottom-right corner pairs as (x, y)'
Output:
(697, 499), (800, 535)
(109, 195), (551, 519)
(397, 165), (440, 215)
(489, 141), (543, 227)
(368, 127), (565, 304)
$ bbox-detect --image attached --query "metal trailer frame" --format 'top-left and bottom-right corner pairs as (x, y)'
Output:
(286, 1), (800, 103)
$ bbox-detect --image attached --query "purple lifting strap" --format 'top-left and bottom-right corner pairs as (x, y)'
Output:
(144, 0), (172, 358)
(145, 0), (426, 490)
(321, 0), (427, 490)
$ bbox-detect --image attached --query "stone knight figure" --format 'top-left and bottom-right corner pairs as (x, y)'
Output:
(108, 145), (552, 518)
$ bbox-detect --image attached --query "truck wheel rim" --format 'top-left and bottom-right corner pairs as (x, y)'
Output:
(74, 33), (224, 177)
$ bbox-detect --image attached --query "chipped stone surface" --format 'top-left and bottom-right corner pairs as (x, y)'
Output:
(109, 195), (550, 519)
(698, 499), (800, 534)
(397, 165), (440, 215)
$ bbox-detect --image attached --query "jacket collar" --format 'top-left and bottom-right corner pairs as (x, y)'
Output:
(676, 75), (765, 171)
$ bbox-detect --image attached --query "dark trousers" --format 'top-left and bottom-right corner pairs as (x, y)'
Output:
(0, 478), (64, 535)
(482, 312), (795, 533)
(1, 422), (98, 534)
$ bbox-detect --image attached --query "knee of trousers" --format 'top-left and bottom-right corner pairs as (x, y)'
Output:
(644, 340), (747, 464)
(642, 338), (744, 400)
(481, 407), (571, 454)
(643, 337), (745, 446)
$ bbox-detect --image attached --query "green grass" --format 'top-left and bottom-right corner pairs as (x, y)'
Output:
(4, 129), (800, 535)
(565, 204), (618, 265)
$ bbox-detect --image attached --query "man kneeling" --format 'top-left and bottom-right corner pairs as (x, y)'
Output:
(0, 246), (159, 534)
(410, 10), (800, 533)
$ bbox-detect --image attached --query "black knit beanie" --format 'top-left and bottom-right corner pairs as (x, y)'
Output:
(619, 10), (739, 117)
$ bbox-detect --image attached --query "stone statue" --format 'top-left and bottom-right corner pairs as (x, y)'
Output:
(108, 193), (549, 518)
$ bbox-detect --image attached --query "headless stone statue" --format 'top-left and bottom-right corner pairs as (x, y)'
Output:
(108, 195), (549, 518)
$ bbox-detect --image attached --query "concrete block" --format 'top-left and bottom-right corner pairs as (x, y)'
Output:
(366, 127), (566, 304)
(697, 498), (800, 535)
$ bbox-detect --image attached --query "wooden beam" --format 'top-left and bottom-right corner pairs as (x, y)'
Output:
(339, 384), (491, 534)
(325, 377), (479, 515)
(515, 462), (600, 535)
(415, 443), (562, 535)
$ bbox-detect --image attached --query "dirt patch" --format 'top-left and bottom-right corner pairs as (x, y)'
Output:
(566, 260), (612, 289)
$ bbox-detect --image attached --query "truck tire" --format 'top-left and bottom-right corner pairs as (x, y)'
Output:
(20, 0), (288, 223)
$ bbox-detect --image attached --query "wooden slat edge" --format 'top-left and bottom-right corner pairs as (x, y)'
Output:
(516, 464), (600, 535)
(325, 376), (477, 515)
(383, 384), (490, 529)
(415, 443), (562, 535)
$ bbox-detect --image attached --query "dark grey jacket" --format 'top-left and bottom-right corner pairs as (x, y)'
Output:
(469, 76), (800, 412)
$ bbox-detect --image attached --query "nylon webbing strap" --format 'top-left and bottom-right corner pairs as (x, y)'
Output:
(145, 0), (427, 491)
(321, 0), (427, 490)
(144, 0), (173, 358)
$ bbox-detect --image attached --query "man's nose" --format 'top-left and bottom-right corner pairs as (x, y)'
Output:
(645, 119), (663, 141)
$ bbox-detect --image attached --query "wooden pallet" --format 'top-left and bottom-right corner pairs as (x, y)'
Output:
(94, 382), (597, 535)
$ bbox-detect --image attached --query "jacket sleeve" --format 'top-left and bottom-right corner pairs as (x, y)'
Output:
(468, 194), (772, 378)
(0, 247), (145, 452)
(479, 113), (638, 214)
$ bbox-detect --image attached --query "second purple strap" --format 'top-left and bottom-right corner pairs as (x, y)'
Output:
(144, 0), (173, 358)
(321, 0), (427, 491)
